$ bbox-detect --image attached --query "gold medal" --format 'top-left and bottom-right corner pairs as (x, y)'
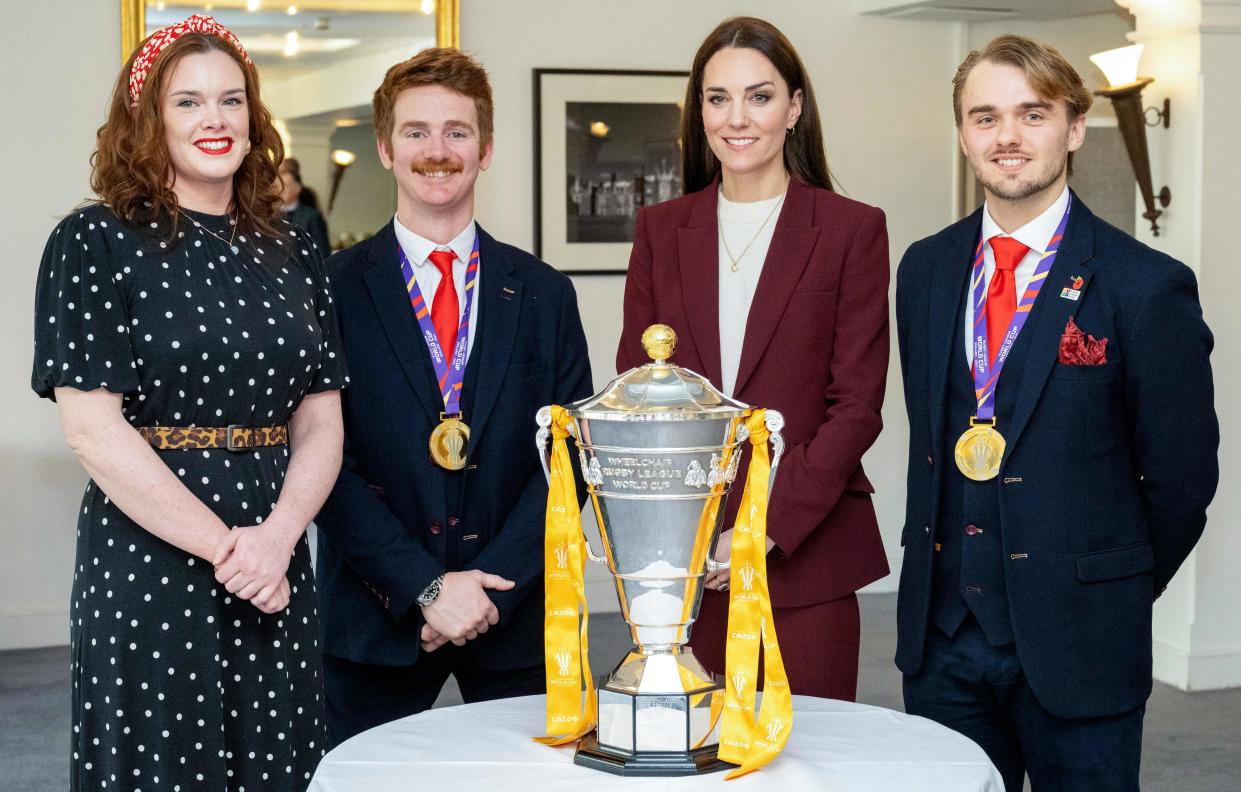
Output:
(954, 417), (1005, 481)
(430, 413), (470, 470)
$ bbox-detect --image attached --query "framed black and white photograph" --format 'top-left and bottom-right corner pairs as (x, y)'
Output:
(534, 68), (689, 274)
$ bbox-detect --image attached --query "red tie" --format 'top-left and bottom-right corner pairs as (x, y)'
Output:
(428, 249), (459, 357)
(984, 236), (1030, 368)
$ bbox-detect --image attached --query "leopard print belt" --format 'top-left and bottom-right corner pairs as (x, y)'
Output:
(137, 424), (289, 452)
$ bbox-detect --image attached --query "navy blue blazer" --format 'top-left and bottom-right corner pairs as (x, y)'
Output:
(894, 194), (1217, 719)
(315, 221), (592, 670)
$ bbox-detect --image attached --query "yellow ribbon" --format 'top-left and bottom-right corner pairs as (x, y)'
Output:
(535, 405), (597, 746)
(718, 409), (793, 779)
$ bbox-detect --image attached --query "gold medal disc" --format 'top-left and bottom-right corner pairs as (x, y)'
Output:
(954, 419), (1005, 481)
(430, 415), (470, 470)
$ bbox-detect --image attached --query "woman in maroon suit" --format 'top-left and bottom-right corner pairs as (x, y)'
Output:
(616, 16), (890, 699)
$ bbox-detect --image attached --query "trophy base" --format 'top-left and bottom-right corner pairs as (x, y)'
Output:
(574, 732), (732, 777)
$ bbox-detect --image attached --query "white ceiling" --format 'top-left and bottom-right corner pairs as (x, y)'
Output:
(852, 0), (1124, 22)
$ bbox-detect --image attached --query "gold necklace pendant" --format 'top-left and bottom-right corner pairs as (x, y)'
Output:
(719, 191), (786, 272)
(954, 417), (1005, 481)
(182, 210), (239, 253)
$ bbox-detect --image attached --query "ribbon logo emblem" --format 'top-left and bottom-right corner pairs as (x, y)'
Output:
(765, 719), (785, 744)
(555, 647), (572, 678)
(738, 562), (756, 591)
(554, 543), (569, 569)
(731, 668), (748, 698)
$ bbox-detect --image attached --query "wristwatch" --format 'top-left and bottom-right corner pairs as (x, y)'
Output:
(416, 574), (445, 607)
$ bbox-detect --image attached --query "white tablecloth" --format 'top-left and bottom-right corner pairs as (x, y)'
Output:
(309, 694), (1004, 791)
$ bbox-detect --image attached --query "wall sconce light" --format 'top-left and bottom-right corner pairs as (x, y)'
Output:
(1090, 44), (1171, 236)
(328, 149), (356, 213)
(589, 121), (610, 139)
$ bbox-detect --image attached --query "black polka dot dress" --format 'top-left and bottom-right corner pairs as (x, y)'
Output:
(32, 204), (347, 791)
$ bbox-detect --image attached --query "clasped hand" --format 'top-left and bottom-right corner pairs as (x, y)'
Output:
(212, 517), (299, 614)
(704, 528), (777, 590)
(419, 570), (515, 652)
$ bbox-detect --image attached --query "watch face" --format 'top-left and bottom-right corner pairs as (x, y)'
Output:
(418, 575), (444, 606)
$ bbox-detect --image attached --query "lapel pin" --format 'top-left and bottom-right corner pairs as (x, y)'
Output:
(1060, 275), (1083, 301)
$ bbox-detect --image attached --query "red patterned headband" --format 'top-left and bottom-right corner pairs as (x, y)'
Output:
(128, 14), (254, 104)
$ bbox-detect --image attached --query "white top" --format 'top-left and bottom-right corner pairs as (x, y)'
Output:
(309, 694), (1005, 791)
(718, 189), (785, 396)
(393, 216), (481, 360)
(965, 186), (1069, 366)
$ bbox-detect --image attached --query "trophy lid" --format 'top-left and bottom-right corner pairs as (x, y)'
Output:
(569, 325), (749, 421)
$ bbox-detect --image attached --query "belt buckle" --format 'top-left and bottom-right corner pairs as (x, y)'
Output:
(225, 424), (246, 452)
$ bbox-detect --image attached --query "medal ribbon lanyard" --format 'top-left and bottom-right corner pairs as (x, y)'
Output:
(399, 236), (480, 413)
(717, 410), (793, 778)
(970, 196), (1072, 421)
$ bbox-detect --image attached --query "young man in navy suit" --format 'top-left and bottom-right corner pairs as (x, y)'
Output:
(315, 48), (592, 746)
(895, 36), (1217, 791)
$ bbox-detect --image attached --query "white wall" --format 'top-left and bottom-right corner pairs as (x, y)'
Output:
(0, 0), (119, 649)
(464, 0), (964, 606)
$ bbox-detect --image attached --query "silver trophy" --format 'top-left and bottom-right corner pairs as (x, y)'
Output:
(536, 325), (784, 776)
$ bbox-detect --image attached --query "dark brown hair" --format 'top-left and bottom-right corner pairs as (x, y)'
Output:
(372, 48), (493, 156)
(91, 32), (286, 238)
(953, 35), (1093, 125)
(681, 16), (832, 195)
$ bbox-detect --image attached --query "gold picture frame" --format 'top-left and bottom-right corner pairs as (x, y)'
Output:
(120, 0), (459, 61)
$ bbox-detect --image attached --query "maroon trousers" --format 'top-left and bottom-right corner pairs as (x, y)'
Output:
(688, 590), (861, 700)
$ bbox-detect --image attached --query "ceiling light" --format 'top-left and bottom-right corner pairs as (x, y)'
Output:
(283, 31), (299, 57)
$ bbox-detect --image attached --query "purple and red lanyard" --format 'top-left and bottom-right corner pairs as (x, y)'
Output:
(971, 196), (1071, 420)
(398, 236), (480, 413)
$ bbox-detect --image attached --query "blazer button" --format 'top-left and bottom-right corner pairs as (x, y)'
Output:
(965, 524), (981, 536)
(429, 520), (443, 535)
(448, 516), (460, 528)
(924, 524), (930, 535)
(926, 455), (934, 469)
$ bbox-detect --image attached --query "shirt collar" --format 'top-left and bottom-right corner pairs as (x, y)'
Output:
(981, 185), (1069, 256)
(392, 216), (477, 268)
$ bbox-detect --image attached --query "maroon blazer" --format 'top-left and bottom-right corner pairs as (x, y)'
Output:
(616, 177), (891, 607)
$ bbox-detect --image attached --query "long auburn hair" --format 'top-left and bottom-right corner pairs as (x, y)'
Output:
(681, 16), (833, 195)
(91, 32), (285, 239)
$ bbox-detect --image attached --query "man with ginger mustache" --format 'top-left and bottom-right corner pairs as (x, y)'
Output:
(315, 47), (591, 745)
(894, 35), (1216, 791)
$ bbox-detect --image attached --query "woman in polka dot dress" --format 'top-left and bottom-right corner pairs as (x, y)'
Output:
(31, 17), (344, 791)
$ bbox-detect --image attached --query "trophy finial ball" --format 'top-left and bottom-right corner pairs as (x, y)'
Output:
(642, 324), (677, 363)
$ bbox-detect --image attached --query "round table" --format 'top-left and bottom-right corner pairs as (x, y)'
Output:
(309, 694), (1004, 791)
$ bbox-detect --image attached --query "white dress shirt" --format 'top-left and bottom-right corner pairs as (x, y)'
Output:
(393, 216), (482, 361)
(718, 189), (785, 397)
(964, 186), (1070, 367)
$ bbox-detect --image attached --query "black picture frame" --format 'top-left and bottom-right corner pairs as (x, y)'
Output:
(533, 68), (689, 275)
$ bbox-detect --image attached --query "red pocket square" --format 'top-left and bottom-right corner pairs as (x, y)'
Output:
(1059, 317), (1108, 365)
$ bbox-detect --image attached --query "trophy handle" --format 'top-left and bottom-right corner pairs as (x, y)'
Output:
(535, 406), (607, 566)
(706, 410), (786, 573)
(535, 406), (554, 484)
(766, 409), (786, 498)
